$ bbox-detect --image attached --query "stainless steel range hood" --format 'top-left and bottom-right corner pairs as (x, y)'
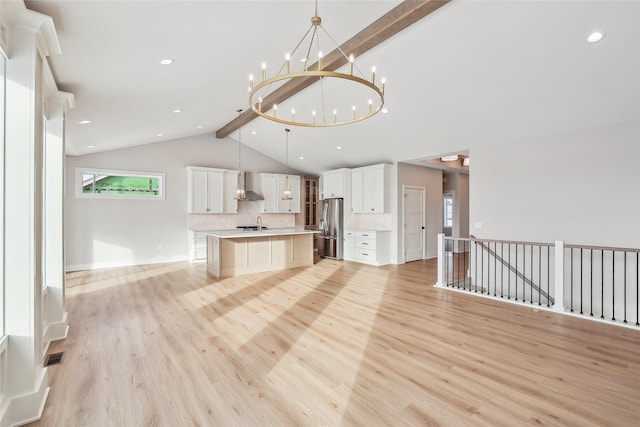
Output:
(241, 173), (264, 201)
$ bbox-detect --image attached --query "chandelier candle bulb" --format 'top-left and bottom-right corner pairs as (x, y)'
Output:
(381, 77), (386, 94)
(273, 104), (277, 118)
(258, 97), (262, 112)
(349, 54), (354, 75)
(285, 53), (291, 73)
(333, 109), (337, 123)
(261, 62), (267, 81)
(249, 74), (254, 90)
(291, 109), (295, 122)
(318, 51), (323, 71)
(312, 110), (316, 124)
(352, 105), (356, 120)
(371, 66), (376, 84)
(368, 99), (373, 113)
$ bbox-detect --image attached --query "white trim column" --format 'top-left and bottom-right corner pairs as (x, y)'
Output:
(43, 90), (73, 351)
(1, 7), (64, 426)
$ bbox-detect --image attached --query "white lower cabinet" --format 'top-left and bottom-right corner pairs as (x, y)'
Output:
(344, 230), (356, 260)
(344, 230), (390, 266)
(188, 230), (208, 262)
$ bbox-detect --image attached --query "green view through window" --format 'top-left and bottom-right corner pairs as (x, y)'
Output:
(77, 168), (165, 200)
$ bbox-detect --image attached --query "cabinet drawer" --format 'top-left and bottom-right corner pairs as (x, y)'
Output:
(356, 231), (376, 239)
(356, 248), (376, 260)
(355, 237), (376, 250)
(194, 237), (207, 249)
(194, 247), (207, 260)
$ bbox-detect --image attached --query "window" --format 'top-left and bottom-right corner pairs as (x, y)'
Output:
(76, 168), (165, 200)
(443, 192), (453, 228)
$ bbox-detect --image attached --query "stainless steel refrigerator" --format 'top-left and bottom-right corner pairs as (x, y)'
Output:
(317, 198), (343, 260)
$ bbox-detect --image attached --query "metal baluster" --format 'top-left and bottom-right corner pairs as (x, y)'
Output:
(515, 244), (519, 301)
(580, 248), (583, 315)
(500, 242), (504, 298)
(601, 250), (604, 319)
(474, 241), (478, 292)
(612, 250), (616, 321)
(590, 249), (593, 316)
(464, 240), (467, 288)
(479, 241), (483, 293)
(508, 243), (511, 300)
(636, 252), (640, 326)
(456, 240), (460, 283)
(493, 242), (497, 297)
(624, 251), (627, 323)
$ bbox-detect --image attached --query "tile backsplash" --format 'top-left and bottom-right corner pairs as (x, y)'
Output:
(188, 201), (295, 231)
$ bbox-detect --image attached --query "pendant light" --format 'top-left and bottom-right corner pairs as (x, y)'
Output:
(282, 128), (292, 200)
(234, 108), (247, 200)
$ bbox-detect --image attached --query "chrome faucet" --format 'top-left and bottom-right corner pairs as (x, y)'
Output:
(257, 215), (263, 231)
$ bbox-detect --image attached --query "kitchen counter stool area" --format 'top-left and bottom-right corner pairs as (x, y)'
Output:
(206, 229), (318, 278)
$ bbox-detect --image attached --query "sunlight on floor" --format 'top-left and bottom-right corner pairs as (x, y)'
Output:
(267, 268), (390, 425)
(66, 263), (185, 296)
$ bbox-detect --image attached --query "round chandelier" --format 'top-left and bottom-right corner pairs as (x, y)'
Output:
(247, 1), (385, 127)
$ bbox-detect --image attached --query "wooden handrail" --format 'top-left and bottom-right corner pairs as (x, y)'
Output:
(472, 238), (555, 305)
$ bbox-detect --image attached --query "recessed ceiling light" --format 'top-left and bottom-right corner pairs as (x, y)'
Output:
(251, 131), (257, 135)
(173, 109), (182, 113)
(337, 146), (342, 150)
(441, 155), (459, 162)
(157, 133), (164, 137)
(299, 156), (304, 160)
(586, 31), (605, 43)
(160, 58), (174, 65)
(381, 108), (389, 114)
(197, 125), (204, 129)
(86, 145), (95, 148)
(78, 120), (91, 124)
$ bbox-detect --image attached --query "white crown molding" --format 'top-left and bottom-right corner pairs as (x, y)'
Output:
(13, 7), (61, 57)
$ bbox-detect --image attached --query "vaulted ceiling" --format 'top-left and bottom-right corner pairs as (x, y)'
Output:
(26, 1), (640, 175)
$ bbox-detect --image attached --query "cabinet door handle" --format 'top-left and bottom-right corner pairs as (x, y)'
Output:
(362, 242), (368, 246)
(370, 208), (374, 211)
(362, 234), (369, 237)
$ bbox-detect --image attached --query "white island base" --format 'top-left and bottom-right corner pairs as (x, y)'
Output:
(206, 231), (316, 278)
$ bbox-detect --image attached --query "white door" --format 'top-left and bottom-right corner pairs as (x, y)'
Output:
(404, 186), (425, 262)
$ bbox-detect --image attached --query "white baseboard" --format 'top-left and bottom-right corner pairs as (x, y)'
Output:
(65, 255), (189, 272)
(0, 368), (49, 427)
(42, 312), (69, 357)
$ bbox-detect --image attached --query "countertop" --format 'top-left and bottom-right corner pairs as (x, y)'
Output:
(206, 228), (320, 239)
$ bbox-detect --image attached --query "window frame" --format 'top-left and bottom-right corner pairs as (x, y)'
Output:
(75, 167), (166, 200)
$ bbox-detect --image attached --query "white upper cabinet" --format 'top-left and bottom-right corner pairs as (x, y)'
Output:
(321, 168), (351, 199)
(186, 166), (239, 214)
(278, 175), (301, 213)
(351, 163), (391, 213)
(258, 173), (301, 213)
(223, 170), (239, 213)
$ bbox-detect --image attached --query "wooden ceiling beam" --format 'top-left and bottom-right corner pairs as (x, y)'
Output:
(216, 0), (452, 139)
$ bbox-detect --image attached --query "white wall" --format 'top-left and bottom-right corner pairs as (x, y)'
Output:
(397, 163), (443, 260)
(470, 120), (640, 248)
(65, 134), (295, 270)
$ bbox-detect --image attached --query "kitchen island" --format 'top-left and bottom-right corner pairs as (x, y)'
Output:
(206, 228), (319, 278)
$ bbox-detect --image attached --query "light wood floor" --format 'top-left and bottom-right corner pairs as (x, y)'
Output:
(30, 258), (639, 426)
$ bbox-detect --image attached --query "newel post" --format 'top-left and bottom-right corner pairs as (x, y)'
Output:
(554, 240), (565, 311)
(436, 233), (445, 287)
